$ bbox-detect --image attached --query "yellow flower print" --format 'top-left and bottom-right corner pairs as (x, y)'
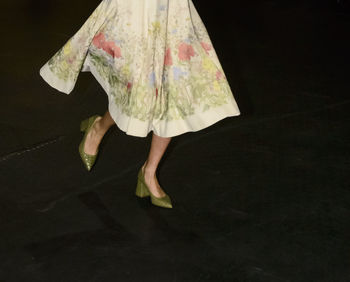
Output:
(63, 41), (72, 56)
(61, 60), (69, 71)
(213, 80), (221, 92)
(202, 56), (216, 73)
(150, 21), (161, 35)
(121, 64), (131, 78)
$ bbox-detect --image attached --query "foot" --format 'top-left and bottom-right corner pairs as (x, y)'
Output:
(142, 163), (166, 198)
(84, 116), (106, 155)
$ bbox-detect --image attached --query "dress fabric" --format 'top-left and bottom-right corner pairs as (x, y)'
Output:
(40, 0), (241, 137)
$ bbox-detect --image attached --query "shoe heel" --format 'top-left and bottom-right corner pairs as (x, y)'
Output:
(80, 118), (89, 132)
(135, 178), (150, 198)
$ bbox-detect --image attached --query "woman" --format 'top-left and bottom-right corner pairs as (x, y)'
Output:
(40, 0), (241, 209)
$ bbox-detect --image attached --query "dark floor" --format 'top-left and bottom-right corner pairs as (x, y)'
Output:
(1, 0), (350, 281)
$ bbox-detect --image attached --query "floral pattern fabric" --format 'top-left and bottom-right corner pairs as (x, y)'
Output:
(40, 0), (241, 137)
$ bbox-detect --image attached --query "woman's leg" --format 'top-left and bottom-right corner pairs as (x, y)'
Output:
(142, 133), (172, 198)
(84, 110), (115, 155)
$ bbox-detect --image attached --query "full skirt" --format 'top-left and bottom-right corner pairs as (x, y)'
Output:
(40, 0), (241, 137)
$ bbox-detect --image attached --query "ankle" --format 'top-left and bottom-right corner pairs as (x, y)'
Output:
(143, 163), (157, 176)
(94, 118), (109, 135)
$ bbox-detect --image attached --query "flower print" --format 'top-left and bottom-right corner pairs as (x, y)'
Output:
(61, 60), (69, 72)
(200, 41), (212, 55)
(127, 82), (133, 91)
(62, 41), (72, 56)
(164, 48), (173, 66)
(121, 64), (131, 77)
(173, 67), (181, 80)
(213, 80), (221, 91)
(92, 32), (122, 58)
(202, 56), (216, 73)
(178, 42), (196, 61)
(216, 70), (224, 80)
(149, 71), (156, 86)
(92, 32), (105, 48)
(42, 0), (237, 122)
(173, 66), (188, 80)
(151, 21), (161, 34)
(103, 41), (122, 58)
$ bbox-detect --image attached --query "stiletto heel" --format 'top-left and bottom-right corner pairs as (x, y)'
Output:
(78, 114), (101, 171)
(135, 166), (173, 208)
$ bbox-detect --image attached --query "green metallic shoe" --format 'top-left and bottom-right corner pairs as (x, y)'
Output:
(78, 114), (101, 171)
(135, 166), (173, 209)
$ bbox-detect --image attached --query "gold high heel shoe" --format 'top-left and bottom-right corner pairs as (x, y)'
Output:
(78, 115), (101, 171)
(135, 166), (173, 209)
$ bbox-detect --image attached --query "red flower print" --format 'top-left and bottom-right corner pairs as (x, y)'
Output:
(92, 32), (122, 58)
(127, 82), (132, 91)
(103, 41), (122, 58)
(164, 48), (173, 66)
(201, 41), (212, 55)
(92, 32), (105, 48)
(178, 42), (196, 61)
(216, 70), (224, 80)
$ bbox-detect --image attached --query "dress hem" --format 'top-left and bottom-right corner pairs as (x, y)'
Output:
(39, 63), (73, 95)
(84, 55), (241, 138)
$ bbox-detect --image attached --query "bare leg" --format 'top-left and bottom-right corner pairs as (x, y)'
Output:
(142, 133), (172, 198)
(84, 110), (115, 155)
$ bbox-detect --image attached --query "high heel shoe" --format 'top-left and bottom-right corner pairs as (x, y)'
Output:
(135, 166), (173, 209)
(78, 114), (101, 171)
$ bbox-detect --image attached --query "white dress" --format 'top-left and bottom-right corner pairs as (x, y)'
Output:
(40, 0), (241, 137)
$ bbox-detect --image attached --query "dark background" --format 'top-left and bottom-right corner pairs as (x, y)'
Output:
(0, 1), (349, 281)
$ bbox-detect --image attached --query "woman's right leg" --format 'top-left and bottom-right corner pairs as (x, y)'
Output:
(84, 110), (115, 155)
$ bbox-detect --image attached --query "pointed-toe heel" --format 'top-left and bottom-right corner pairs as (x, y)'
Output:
(78, 114), (101, 171)
(135, 167), (173, 209)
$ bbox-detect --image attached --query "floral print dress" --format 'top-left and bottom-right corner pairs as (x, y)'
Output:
(40, 0), (241, 137)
